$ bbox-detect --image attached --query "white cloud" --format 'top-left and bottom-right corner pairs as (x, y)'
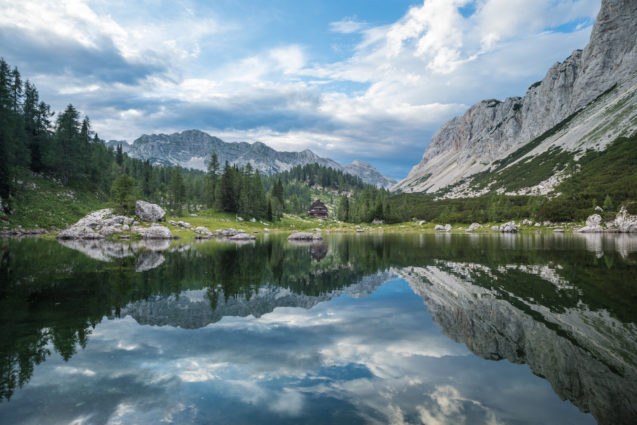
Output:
(0, 0), (601, 179)
(329, 17), (368, 34)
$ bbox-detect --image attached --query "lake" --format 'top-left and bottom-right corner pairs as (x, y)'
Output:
(1, 233), (636, 424)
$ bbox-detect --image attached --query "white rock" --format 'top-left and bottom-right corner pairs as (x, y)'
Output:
(444, 224), (452, 232)
(615, 206), (637, 232)
(500, 222), (518, 233)
(466, 223), (482, 232)
(434, 225), (444, 231)
(138, 224), (173, 239)
(135, 201), (165, 222)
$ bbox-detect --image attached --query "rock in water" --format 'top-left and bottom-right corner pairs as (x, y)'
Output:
(500, 222), (518, 233)
(135, 201), (166, 222)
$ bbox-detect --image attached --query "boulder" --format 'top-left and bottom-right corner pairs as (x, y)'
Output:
(522, 219), (533, 226)
(194, 226), (212, 236)
(466, 223), (482, 232)
(500, 222), (518, 233)
(56, 209), (130, 239)
(554, 228), (565, 233)
(138, 224), (173, 239)
(434, 225), (444, 231)
(444, 224), (452, 232)
(287, 232), (322, 241)
(177, 221), (192, 229)
(576, 214), (605, 233)
(615, 206), (637, 233)
(595, 206), (604, 212)
(215, 228), (238, 237)
(135, 200), (166, 223)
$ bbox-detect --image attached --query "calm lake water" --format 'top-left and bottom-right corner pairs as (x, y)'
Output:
(1, 233), (636, 425)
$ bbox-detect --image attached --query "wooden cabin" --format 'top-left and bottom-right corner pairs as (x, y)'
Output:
(308, 199), (328, 219)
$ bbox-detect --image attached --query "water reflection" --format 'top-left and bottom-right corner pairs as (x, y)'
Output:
(1, 234), (636, 424)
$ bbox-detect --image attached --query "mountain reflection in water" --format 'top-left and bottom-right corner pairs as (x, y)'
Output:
(0, 233), (636, 424)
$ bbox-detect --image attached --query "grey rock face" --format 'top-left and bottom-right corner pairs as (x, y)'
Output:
(107, 130), (395, 188)
(135, 200), (166, 223)
(57, 209), (132, 240)
(614, 206), (637, 233)
(395, 0), (637, 194)
(343, 160), (397, 188)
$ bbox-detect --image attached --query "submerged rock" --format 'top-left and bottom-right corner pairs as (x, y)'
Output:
(135, 200), (166, 222)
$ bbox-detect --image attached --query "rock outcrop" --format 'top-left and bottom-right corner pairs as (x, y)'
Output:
(57, 209), (135, 240)
(394, 0), (637, 195)
(576, 207), (637, 233)
(135, 200), (165, 222)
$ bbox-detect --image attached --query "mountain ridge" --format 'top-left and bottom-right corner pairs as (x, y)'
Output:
(394, 0), (637, 195)
(107, 130), (397, 189)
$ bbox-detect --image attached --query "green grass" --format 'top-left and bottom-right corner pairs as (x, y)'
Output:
(2, 171), (107, 230)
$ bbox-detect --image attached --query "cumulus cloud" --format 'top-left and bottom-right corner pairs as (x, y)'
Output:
(0, 0), (601, 179)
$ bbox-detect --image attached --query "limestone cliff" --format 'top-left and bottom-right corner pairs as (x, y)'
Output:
(395, 0), (637, 194)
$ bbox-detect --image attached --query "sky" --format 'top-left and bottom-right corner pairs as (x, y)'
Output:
(0, 0), (601, 180)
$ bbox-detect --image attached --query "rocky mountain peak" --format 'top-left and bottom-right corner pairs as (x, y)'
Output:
(108, 130), (396, 188)
(394, 0), (637, 194)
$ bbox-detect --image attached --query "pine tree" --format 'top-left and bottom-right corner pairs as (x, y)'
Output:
(206, 152), (219, 208)
(111, 173), (136, 215)
(169, 167), (185, 213)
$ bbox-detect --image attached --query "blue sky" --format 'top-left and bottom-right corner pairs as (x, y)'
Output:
(0, 0), (600, 179)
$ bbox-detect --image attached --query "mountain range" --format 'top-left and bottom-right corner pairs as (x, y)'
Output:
(394, 0), (637, 196)
(107, 130), (396, 189)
